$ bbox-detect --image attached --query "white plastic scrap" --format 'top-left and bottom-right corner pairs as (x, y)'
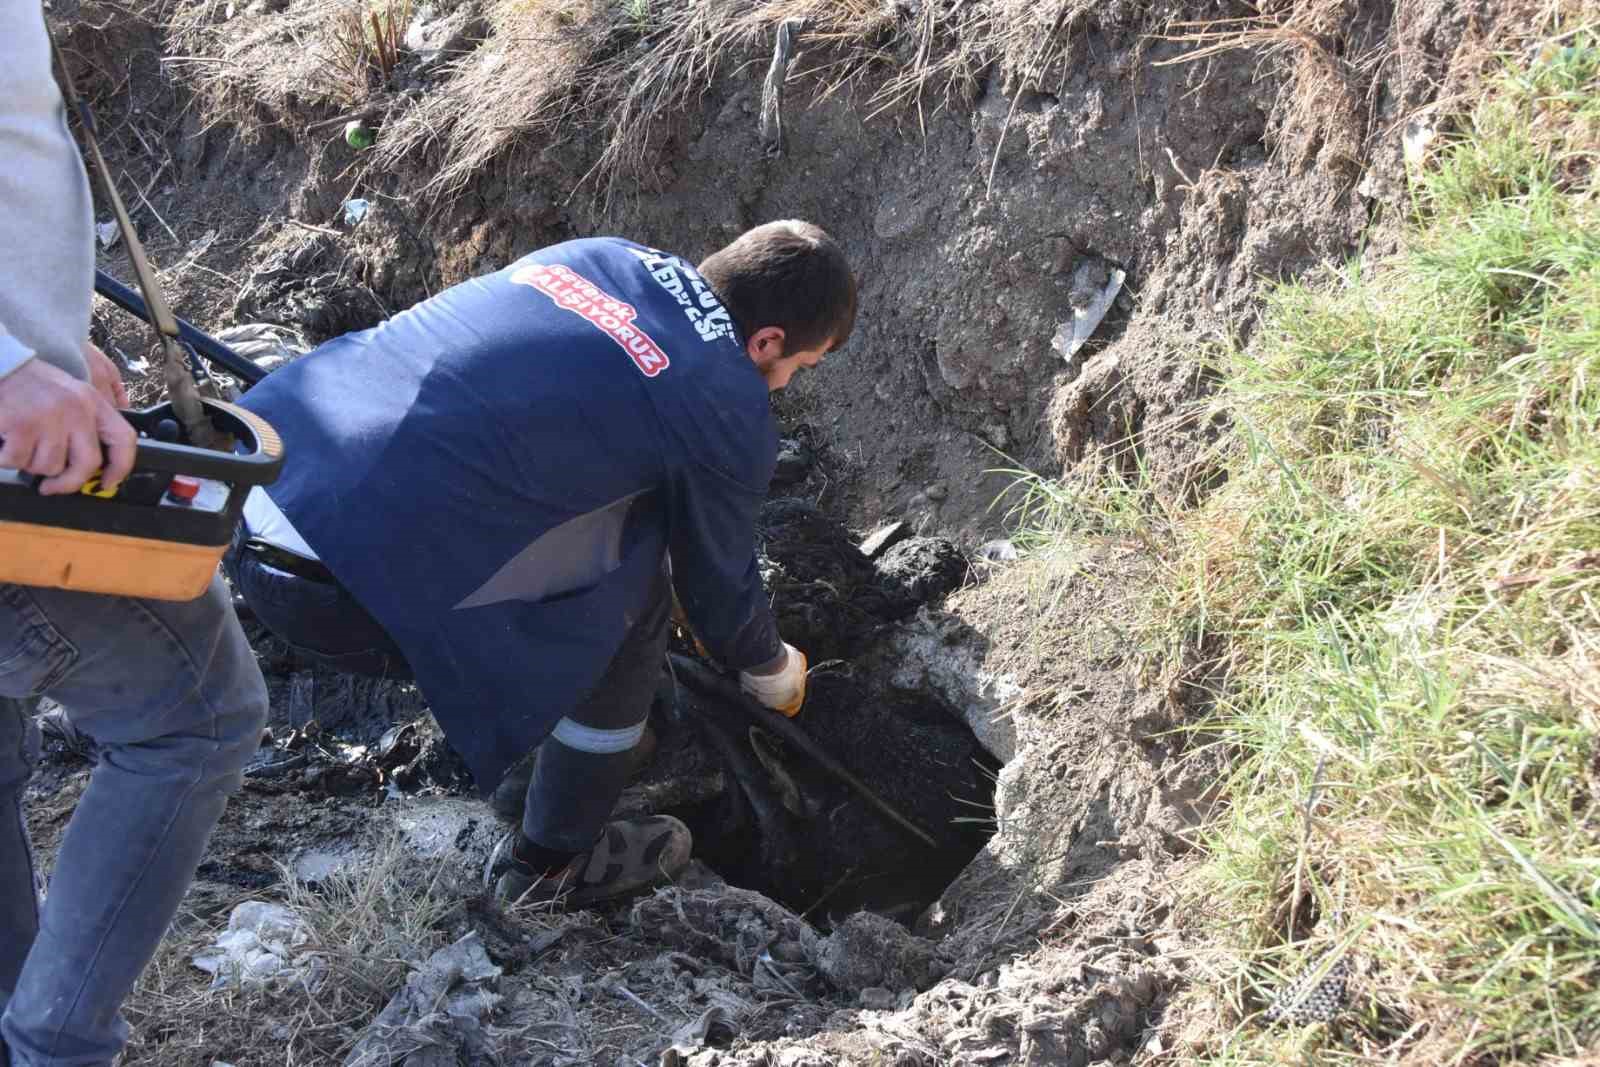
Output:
(1051, 261), (1126, 361)
(96, 220), (120, 249)
(192, 901), (317, 991)
(342, 198), (371, 226)
(1402, 117), (1436, 171)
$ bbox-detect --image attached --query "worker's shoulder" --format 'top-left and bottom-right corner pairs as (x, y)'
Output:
(505, 235), (659, 271)
(655, 364), (777, 491)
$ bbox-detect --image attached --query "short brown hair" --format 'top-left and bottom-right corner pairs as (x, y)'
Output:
(698, 221), (857, 354)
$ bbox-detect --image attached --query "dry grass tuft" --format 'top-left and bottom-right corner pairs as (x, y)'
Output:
(325, 0), (415, 107)
(169, 0), (425, 134)
(1154, 0), (1383, 175)
(366, 0), (612, 201)
(120, 835), (459, 1065)
(168, 0), (1142, 205)
(371, 0), (912, 204)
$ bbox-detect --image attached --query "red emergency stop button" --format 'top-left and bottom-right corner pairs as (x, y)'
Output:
(167, 476), (201, 501)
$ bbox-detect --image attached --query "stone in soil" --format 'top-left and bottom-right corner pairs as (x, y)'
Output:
(858, 520), (910, 560)
(875, 536), (968, 605)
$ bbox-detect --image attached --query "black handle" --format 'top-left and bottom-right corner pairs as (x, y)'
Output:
(94, 269), (268, 386)
(122, 399), (284, 484)
(1, 400), (282, 487)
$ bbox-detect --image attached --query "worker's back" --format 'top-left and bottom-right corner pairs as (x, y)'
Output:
(240, 237), (777, 787)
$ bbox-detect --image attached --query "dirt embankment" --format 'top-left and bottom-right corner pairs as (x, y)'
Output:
(26, 0), (1534, 1062)
(66, 0), (1487, 535)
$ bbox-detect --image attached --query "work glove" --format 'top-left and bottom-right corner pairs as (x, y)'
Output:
(739, 641), (808, 718)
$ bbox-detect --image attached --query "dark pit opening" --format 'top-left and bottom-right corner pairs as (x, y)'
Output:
(644, 653), (1001, 924)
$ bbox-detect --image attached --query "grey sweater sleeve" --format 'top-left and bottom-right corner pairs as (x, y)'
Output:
(0, 326), (40, 382)
(0, 2), (96, 384)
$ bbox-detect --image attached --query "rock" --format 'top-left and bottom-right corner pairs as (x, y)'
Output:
(772, 437), (813, 487)
(875, 537), (966, 605)
(858, 520), (910, 560)
(873, 192), (936, 239)
(883, 610), (1022, 762)
(860, 987), (897, 1010)
(923, 482), (948, 502)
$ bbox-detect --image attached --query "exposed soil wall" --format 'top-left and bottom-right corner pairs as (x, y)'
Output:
(67, 0), (1488, 533)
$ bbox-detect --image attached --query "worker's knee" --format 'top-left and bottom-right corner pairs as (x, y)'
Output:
(213, 680), (269, 775)
(187, 584), (271, 780)
(95, 580), (268, 785)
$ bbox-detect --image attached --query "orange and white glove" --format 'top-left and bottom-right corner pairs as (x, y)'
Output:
(739, 642), (808, 718)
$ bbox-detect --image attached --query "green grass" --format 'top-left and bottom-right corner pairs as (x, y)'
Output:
(1012, 21), (1600, 1062)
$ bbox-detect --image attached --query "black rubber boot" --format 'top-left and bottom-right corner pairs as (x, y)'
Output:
(489, 720), (659, 822)
(490, 815), (691, 907)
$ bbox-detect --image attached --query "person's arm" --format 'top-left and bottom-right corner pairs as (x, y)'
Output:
(666, 456), (780, 670)
(664, 455), (810, 716)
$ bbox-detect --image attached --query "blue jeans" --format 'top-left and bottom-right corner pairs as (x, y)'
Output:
(0, 577), (268, 1067)
(225, 536), (411, 681)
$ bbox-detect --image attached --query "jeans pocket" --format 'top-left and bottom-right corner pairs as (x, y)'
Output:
(0, 585), (80, 697)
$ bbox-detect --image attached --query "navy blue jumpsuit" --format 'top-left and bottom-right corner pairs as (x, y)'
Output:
(239, 238), (782, 847)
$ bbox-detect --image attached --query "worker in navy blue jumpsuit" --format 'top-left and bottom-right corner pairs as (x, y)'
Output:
(230, 221), (856, 903)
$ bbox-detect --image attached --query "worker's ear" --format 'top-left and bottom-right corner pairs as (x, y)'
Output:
(745, 326), (787, 370)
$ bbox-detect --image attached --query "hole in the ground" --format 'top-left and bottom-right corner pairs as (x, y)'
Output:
(249, 646), (998, 929)
(643, 651), (1000, 925)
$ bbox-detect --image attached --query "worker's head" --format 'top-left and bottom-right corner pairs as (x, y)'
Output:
(698, 220), (857, 391)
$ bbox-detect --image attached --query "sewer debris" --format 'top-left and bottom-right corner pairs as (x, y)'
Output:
(344, 932), (502, 1067)
(344, 121), (375, 150)
(858, 520), (910, 560)
(772, 436), (814, 487)
(1263, 952), (1356, 1026)
(192, 901), (318, 991)
(976, 538), (1019, 564)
